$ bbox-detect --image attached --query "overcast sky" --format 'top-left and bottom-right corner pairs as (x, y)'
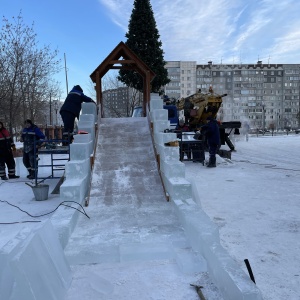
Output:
(2, 0), (300, 98)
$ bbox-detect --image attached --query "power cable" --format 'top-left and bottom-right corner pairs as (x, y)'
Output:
(0, 200), (90, 225)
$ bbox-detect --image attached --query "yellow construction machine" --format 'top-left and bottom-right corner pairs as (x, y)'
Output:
(164, 87), (241, 152)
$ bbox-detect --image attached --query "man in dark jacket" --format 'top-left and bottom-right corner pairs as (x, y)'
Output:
(60, 85), (95, 143)
(201, 116), (220, 167)
(20, 119), (45, 179)
(0, 121), (19, 180)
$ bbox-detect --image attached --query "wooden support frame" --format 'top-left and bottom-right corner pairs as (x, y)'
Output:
(90, 42), (156, 117)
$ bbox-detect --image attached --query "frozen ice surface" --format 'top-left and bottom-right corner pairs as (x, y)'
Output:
(63, 117), (219, 299)
(0, 221), (71, 300)
(175, 247), (207, 274)
(119, 242), (174, 262)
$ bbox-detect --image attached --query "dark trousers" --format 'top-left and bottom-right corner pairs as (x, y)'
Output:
(60, 110), (76, 134)
(23, 150), (37, 174)
(0, 151), (16, 177)
(208, 143), (218, 157)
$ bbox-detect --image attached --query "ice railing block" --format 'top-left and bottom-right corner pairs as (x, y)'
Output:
(160, 160), (185, 178)
(60, 176), (89, 203)
(0, 221), (71, 300)
(148, 93), (264, 300)
(153, 132), (177, 148)
(150, 95), (163, 110)
(70, 142), (90, 161)
(81, 102), (97, 122)
(157, 144), (180, 161)
(65, 158), (90, 179)
(150, 108), (168, 122)
(73, 133), (93, 155)
(153, 120), (170, 133)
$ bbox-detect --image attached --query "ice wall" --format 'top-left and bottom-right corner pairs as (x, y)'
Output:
(0, 221), (71, 300)
(0, 102), (99, 299)
(53, 102), (98, 248)
(150, 93), (263, 300)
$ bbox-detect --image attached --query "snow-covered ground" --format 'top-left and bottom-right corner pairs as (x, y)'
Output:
(1, 134), (299, 299)
(185, 133), (300, 300)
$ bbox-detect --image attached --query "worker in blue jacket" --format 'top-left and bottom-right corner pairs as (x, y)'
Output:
(201, 116), (220, 167)
(60, 85), (95, 143)
(20, 119), (45, 179)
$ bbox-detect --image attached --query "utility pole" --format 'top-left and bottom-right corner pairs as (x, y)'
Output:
(54, 101), (58, 125)
(64, 53), (69, 95)
(50, 93), (52, 126)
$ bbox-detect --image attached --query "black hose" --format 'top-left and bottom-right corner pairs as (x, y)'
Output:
(0, 200), (90, 224)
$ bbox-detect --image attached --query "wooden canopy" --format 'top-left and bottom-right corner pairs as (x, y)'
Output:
(90, 41), (156, 117)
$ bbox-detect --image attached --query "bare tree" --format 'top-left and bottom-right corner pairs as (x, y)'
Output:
(0, 12), (61, 134)
(100, 71), (143, 117)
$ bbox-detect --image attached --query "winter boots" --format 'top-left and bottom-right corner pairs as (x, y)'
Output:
(1, 174), (19, 180)
(27, 170), (36, 180)
(9, 174), (20, 179)
(62, 132), (73, 146)
(207, 156), (216, 168)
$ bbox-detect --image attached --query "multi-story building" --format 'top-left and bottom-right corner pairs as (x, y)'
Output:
(102, 87), (142, 118)
(164, 61), (300, 130)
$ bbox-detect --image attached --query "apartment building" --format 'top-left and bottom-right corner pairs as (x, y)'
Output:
(102, 87), (142, 118)
(164, 61), (300, 130)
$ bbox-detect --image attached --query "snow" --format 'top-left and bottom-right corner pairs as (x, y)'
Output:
(185, 133), (300, 300)
(0, 133), (299, 299)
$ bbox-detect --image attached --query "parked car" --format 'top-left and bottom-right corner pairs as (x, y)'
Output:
(132, 106), (143, 117)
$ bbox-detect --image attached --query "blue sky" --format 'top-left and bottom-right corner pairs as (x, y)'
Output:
(2, 0), (300, 99)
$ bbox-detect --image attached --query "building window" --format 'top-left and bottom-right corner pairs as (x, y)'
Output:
(241, 90), (249, 95)
(168, 67), (180, 74)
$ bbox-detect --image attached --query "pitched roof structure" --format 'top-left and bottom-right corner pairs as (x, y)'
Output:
(90, 41), (156, 117)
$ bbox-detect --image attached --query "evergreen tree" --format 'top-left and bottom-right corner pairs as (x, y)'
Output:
(118, 0), (170, 92)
